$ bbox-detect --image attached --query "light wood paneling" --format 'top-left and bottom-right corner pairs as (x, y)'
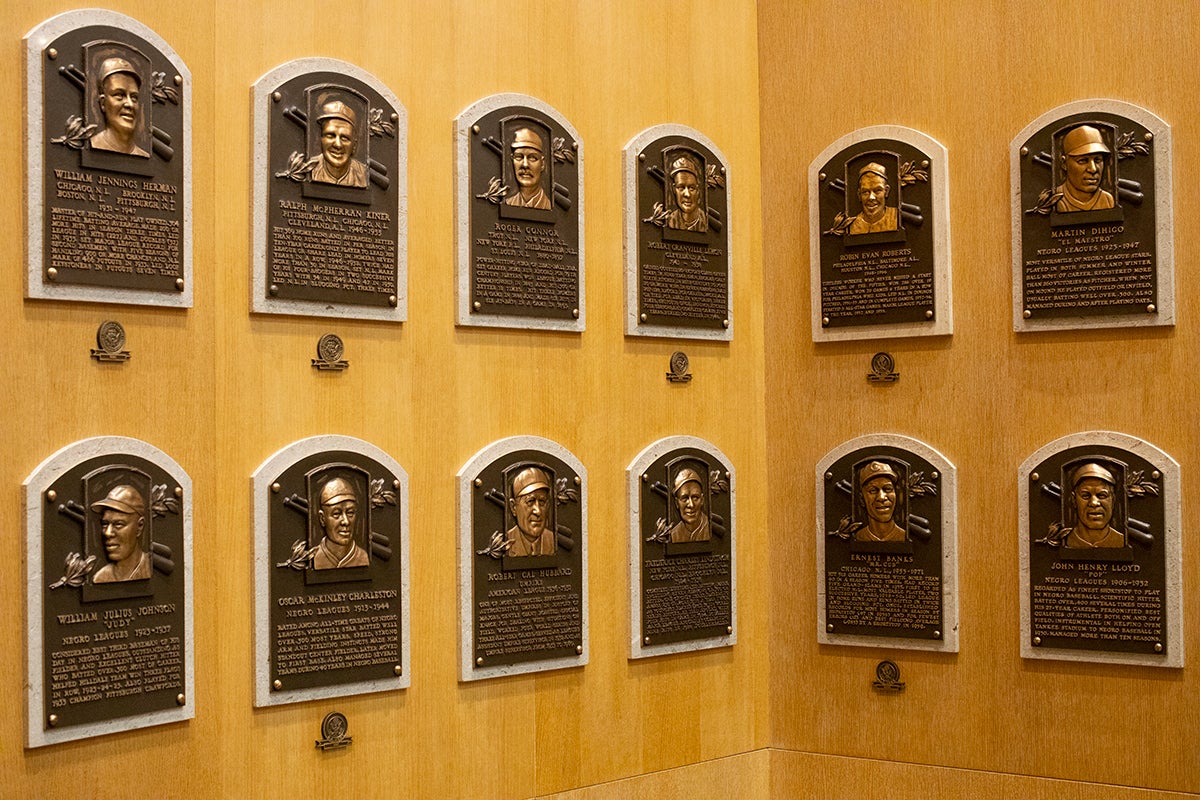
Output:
(1, 0), (766, 797)
(761, 0), (1200, 794)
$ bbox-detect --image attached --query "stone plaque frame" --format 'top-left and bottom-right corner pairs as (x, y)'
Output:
(1012, 100), (1173, 332)
(252, 58), (407, 321)
(457, 436), (588, 681)
(25, 10), (193, 307)
(24, 436), (194, 748)
(1019, 431), (1182, 667)
(252, 435), (411, 706)
(809, 126), (951, 342)
(816, 434), (959, 652)
(455, 93), (584, 331)
(627, 436), (736, 659)
(624, 124), (732, 340)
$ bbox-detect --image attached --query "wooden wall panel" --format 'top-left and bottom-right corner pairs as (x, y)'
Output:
(761, 1), (1200, 794)
(1, 0), (766, 797)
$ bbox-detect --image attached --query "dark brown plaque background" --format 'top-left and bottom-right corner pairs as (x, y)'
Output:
(40, 25), (185, 294)
(470, 449), (584, 669)
(1018, 112), (1158, 320)
(816, 139), (936, 329)
(467, 106), (581, 321)
(267, 450), (404, 693)
(266, 71), (400, 308)
(635, 135), (730, 330)
(638, 447), (733, 646)
(40, 454), (187, 732)
(1026, 445), (1168, 656)
(823, 445), (944, 641)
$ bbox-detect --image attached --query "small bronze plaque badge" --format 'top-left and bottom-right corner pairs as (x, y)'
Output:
(254, 437), (410, 706)
(626, 125), (731, 340)
(630, 437), (735, 657)
(1013, 101), (1173, 331)
(811, 127), (950, 341)
(460, 437), (587, 680)
(254, 59), (406, 321)
(26, 11), (191, 306)
(818, 435), (958, 652)
(457, 95), (583, 331)
(1020, 433), (1181, 667)
(25, 437), (193, 747)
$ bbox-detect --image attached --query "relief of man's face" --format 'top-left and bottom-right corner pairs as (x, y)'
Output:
(858, 173), (889, 223)
(673, 171), (700, 216)
(99, 73), (140, 138)
(1073, 477), (1114, 531)
(675, 481), (705, 527)
(861, 476), (897, 524)
(319, 499), (358, 547)
(512, 148), (544, 190)
(1063, 153), (1106, 196)
(511, 488), (549, 538)
(321, 119), (356, 175)
(101, 509), (143, 563)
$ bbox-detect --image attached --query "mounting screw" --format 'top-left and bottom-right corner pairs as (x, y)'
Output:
(472, 125), (480, 134)
(726, 626), (733, 634)
(643, 636), (651, 644)
(174, 486), (183, 497)
(48, 714), (58, 726)
(572, 308), (579, 319)
(473, 301), (482, 311)
(176, 693), (186, 705)
(269, 284), (278, 296)
(271, 482), (281, 493)
(1031, 473), (1039, 482)
(925, 310), (933, 319)
(175, 278), (185, 291)
(639, 313), (647, 322)
(821, 316), (830, 326)
(1152, 471), (1161, 480)
(474, 478), (482, 487)
(389, 295), (397, 307)
(476, 656), (484, 666)
(1147, 304), (1157, 313)
(273, 679), (282, 690)
(272, 91), (281, 102)
(47, 48), (58, 60)
(1033, 637), (1042, 646)
(931, 472), (939, 480)
(46, 490), (57, 502)
(933, 630), (941, 639)
(722, 319), (729, 328)
(1155, 643), (1163, 653)
(394, 665), (403, 675)
(824, 472), (833, 481)
(575, 645), (583, 655)
(394, 479), (401, 489)
(1023, 309), (1032, 319)
(574, 476), (581, 485)
(818, 172), (826, 181)
(826, 623), (834, 632)
(47, 267), (58, 280)
(1020, 146), (1029, 156)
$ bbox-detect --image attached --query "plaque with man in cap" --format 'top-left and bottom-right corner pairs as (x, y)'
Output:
(90, 484), (152, 582)
(505, 466), (556, 556)
(817, 436), (958, 651)
(1013, 101), (1173, 331)
(312, 475), (370, 569)
(503, 128), (552, 210)
(665, 154), (708, 232)
(667, 467), (711, 543)
(253, 58), (406, 320)
(26, 12), (191, 306)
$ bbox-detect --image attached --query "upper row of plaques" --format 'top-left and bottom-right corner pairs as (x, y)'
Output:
(25, 10), (732, 341)
(25, 11), (1175, 339)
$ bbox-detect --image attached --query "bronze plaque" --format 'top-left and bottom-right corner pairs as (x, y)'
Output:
(256, 440), (409, 704)
(27, 12), (191, 306)
(633, 441), (734, 654)
(461, 440), (586, 679)
(26, 438), (192, 747)
(1014, 102), (1173, 330)
(818, 436), (958, 651)
(627, 125), (731, 339)
(255, 59), (404, 318)
(457, 95), (582, 330)
(811, 128), (949, 339)
(1021, 434), (1180, 665)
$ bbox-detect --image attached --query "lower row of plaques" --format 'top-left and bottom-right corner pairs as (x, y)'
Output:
(23, 433), (735, 747)
(25, 429), (1181, 748)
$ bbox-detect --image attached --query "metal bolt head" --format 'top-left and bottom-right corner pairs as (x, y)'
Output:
(1023, 309), (1032, 319)
(47, 48), (58, 59)
(921, 160), (929, 168)
(1033, 636), (1042, 646)
(925, 310), (933, 319)
(473, 301), (482, 311)
(391, 113), (398, 122)
(575, 645), (583, 655)
(47, 267), (58, 280)
(174, 486), (183, 497)
(638, 153), (646, 162)
(572, 308), (579, 319)
(934, 630), (941, 639)
(476, 656), (484, 665)
(1020, 146), (1029, 156)
(272, 679), (282, 690)
(394, 665), (403, 675)
(818, 172), (826, 181)
(474, 478), (482, 487)
(1155, 643), (1163, 653)
(48, 714), (59, 726)
(1145, 132), (1153, 142)
(722, 318), (729, 328)
(176, 693), (186, 705)
(643, 636), (651, 644)
(821, 316), (830, 326)
(272, 91), (281, 102)
(824, 472), (833, 481)
(1147, 304), (1157, 313)
(271, 482), (281, 493)
(46, 490), (57, 502)
(393, 479), (401, 489)
(639, 313), (647, 322)
(472, 125), (480, 134)
(176, 278), (185, 291)
(1152, 471), (1161, 480)
(931, 472), (939, 480)
(1031, 472), (1039, 482)
(826, 623), (834, 632)
(641, 473), (648, 482)
(574, 476), (581, 485)
(389, 295), (397, 307)
(726, 626), (733, 634)
(269, 284), (278, 296)
(174, 75), (182, 86)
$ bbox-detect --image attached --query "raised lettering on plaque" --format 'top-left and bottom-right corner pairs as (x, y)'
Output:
(24, 437), (193, 747)
(1013, 100), (1173, 331)
(625, 125), (732, 340)
(456, 94), (583, 331)
(1020, 432), (1181, 667)
(253, 59), (406, 321)
(253, 436), (410, 705)
(628, 437), (736, 658)
(817, 435), (958, 652)
(26, 10), (192, 306)
(810, 126), (950, 341)
(458, 437), (587, 680)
